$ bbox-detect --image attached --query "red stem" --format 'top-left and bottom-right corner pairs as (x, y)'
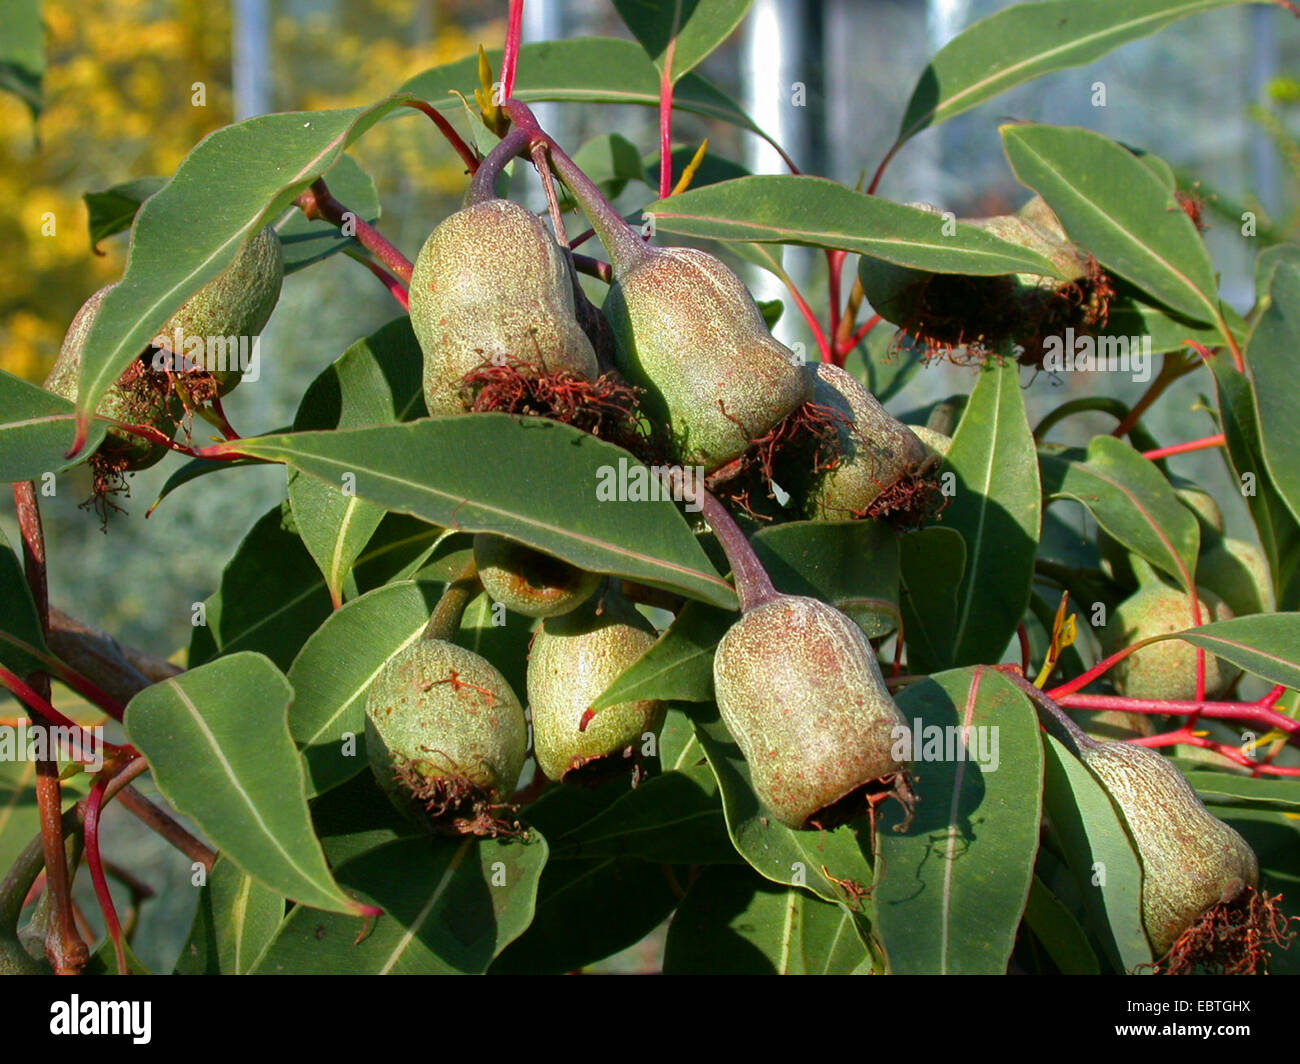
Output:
(0, 663), (127, 755)
(1141, 433), (1226, 462)
(84, 764), (131, 974)
(501, 0), (525, 104)
(39, 658), (126, 722)
(502, 99), (648, 274)
(867, 141), (901, 196)
(658, 37), (678, 199)
(694, 487), (778, 612)
(784, 275), (833, 363)
(836, 313), (882, 360)
(571, 253), (612, 284)
(1046, 638), (1156, 699)
(11, 481), (87, 973)
(401, 100), (479, 173)
(827, 250), (845, 344)
(296, 180), (413, 283)
(1017, 623), (1031, 678)
(1130, 728), (1300, 775)
(1057, 692), (1299, 738)
(348, 252), (410, 310)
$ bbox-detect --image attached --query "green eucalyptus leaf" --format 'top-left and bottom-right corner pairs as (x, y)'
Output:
(125, 653), (363, 916)
(873, 668), (1043, 975)
(945, 360), (1041, 667)
(254, 835), (547, 974)
(894, 0), (1253, 148)
(174, 858), (285, 975)
(0, 369), (107, 482)
(612, 0), (752, 80)
(225, 417), (736, 609)
(664, 864), (873, 974)
(648, 176), (1061, 274)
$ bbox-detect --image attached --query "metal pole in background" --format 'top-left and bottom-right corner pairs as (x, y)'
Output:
(520, 0), (566, 213)
(232, 0), (272, 120)
(1248, 4), (1282, 223)
(743, 0), (817, 350)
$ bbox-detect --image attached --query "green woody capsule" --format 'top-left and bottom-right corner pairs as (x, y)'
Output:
(1080, 742), (1258, 957)
(154, 226), (283, 396)
(365, 638), (528, 836)
(797, 363), (935, 519)
(409, 198), (599, 415)
(713, 594), (910, 830)
(45, 285), (180, 471)
(604, 246), (811, 471)
(527, 594), (664, 784)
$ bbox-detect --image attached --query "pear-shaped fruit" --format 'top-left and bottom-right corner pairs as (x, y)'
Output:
(1172, 480), (1225, 537)
(45, 285), (181, 471)
(473, 534), (600, 619)
(1080, 741), (1258, 957)
(408, 198), (599, 415)
(910, 425), (951, 459)
(154, 226), (283, 396)
(795, 363), (936, 520)
(1103, 581), (1238, 700)
(527, 593), (664, 784)
(365, 638), (528, 835)
(1197, 536), (1274, 617)
(603, 246), (811, 471)
(858, 197), (1108, 365)
(712, 594), (911, 830)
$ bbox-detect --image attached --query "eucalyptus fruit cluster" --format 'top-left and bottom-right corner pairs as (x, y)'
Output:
(46, 227), (284, 486)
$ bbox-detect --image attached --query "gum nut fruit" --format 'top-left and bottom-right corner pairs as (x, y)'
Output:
(603, 245), (811, 471)
(409, 198), (599, 415)
(45, 285), (180, 471)
(1103, 582), (1239, 701)
(801, 362), (933, 519)
(1080, 741), (1258, 956)
(712, 594), (910, 830)
(157, 225), (283, 395)
(365, 638), (528, 832)
(527, 593), (664, 784)
(473, 533), (601, 619)
(1196, 536), (1274, 617)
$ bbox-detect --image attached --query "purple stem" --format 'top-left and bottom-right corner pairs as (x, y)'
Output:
(679, 478), (778, 613)
(502, 99), (651, 276)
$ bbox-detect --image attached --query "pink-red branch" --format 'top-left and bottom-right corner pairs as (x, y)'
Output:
(1130, 728), (1300, 775)
(84, 764), (132, 974)
(0, 664), (127, 756)
(500, 0), (525, 104)
(836, 313), (881, 361)
(1056, 692), (1299, 739)
(401, 100), (479, 173)
(657, 36), (678, 200)
(348, 252), (410, 310)
(296, 180), (413, 284)
(1142, 433), (1226, 462)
